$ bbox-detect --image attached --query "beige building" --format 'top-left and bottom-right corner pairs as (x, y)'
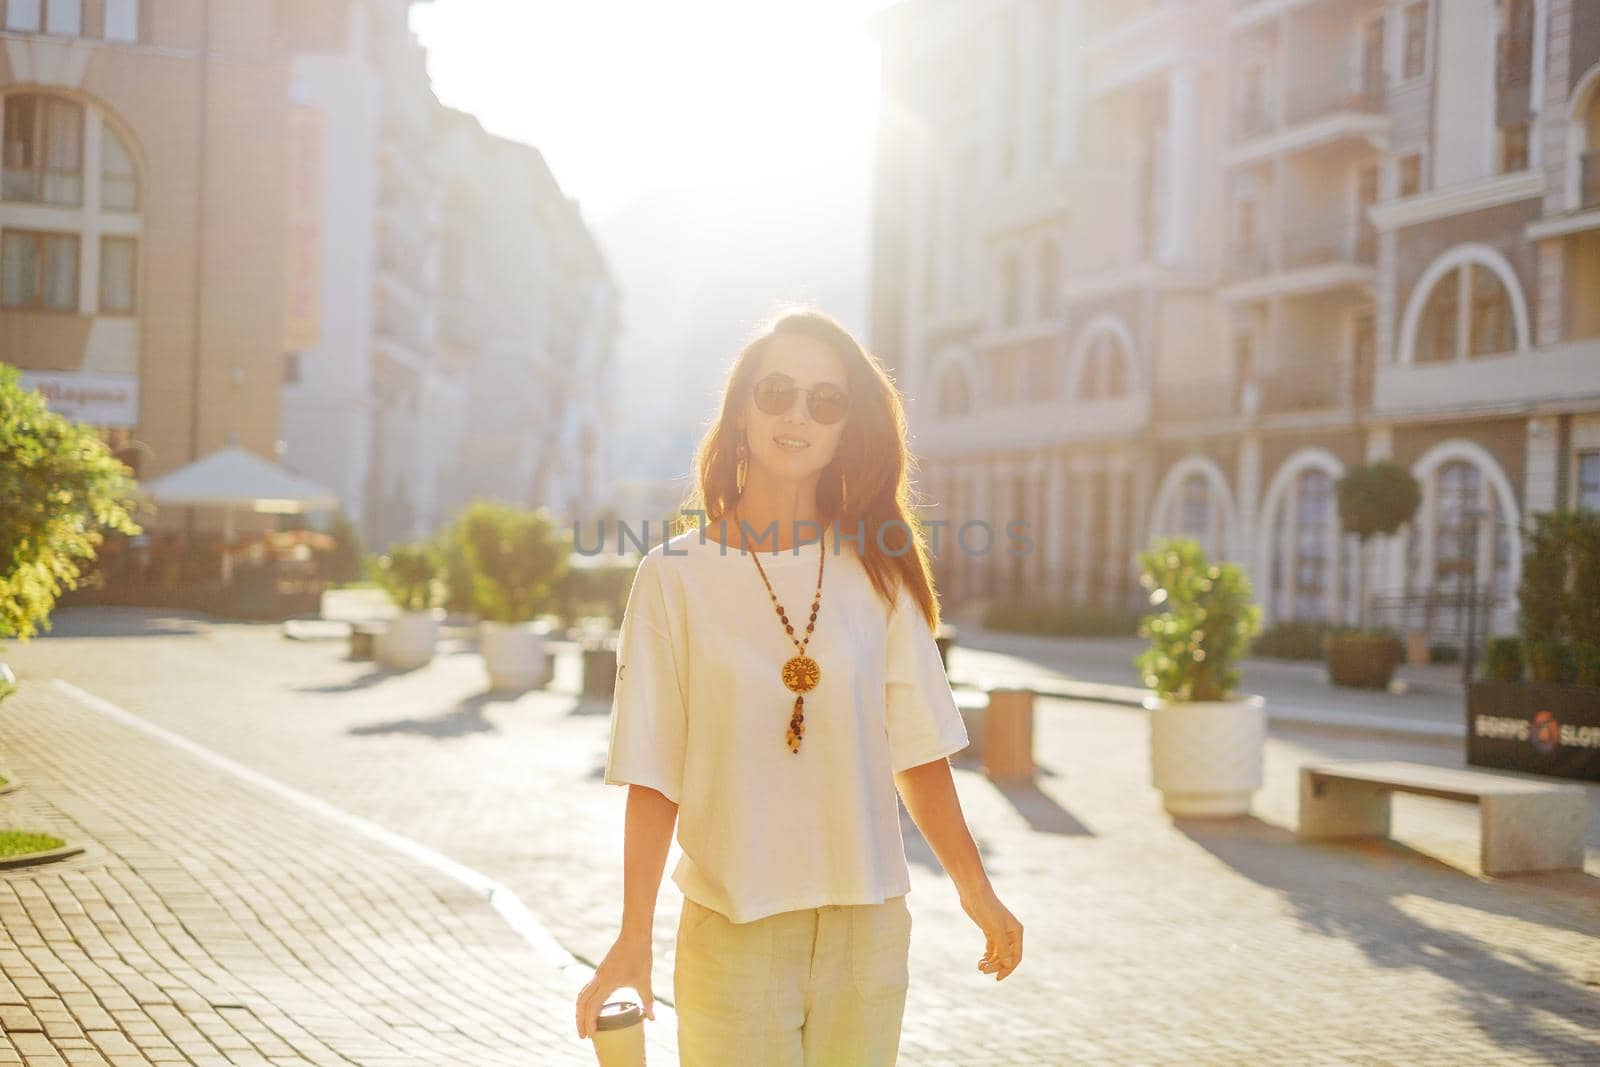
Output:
(2, 0), (292, 515)
(3, 0), (620, 549)
(870, 0), (1600, 643)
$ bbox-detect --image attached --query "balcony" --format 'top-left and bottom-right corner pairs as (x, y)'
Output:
(1281, 217), (1374, 270)
(1153, 380), (1236, 423)
(1256, 361), (1347, 414)
(1284, 71), (1385, 128)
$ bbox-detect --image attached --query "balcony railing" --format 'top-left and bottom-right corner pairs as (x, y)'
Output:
(1582, 149), (1600, 210)
(1257, 361), (1347, 414)
(1281, 217), (1375, 269)
(1153, 380), (1236, 422)
(1284, 70), (1385, 127)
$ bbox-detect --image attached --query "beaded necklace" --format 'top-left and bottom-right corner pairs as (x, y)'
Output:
(731, 505), (826, 754)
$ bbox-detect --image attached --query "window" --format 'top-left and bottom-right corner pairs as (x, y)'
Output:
(1398, 153), (1422, 197)
(1578, 451), (1600, 511)
(998, 253), (1020, 328)
(1402, 3), (1426, 80)
(103, 0), (138, 41)
(100, 126), (137, 210)
(4, 0), (41, 31)
(2, 229), (79, 310)
(1418, 268), (1459, 362)
(99, 235), (135, 313)
(2, 93), (84, 206)
(1037, 241), (1059, 320)
(1079, 333), (1127, 401)
(43, 0), (79, 34)
(1498, 122), (1529, 173)
(1468, 264), (1512, 356)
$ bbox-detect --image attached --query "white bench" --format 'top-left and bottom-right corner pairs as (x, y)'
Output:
(1298, 760), (1588, 875)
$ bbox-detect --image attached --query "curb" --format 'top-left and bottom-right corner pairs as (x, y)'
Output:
(952, 675), (1464, 744)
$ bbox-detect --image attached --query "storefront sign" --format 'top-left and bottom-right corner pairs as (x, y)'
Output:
(1467, 682), (1600, 782)
(17, 370), (139, 428)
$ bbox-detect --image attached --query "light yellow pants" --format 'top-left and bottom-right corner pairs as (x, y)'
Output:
(673, 893), (912, 1067)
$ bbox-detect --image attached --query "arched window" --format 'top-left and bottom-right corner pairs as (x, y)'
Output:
(1408, 257), (1518, 363)
(1403, 455), (1516, 634)
(936, 362), (973, 417)
(997, 252), (1021, 328)
(1152, 458), (1232, 562)
(1079, 333), (1127, 400)
(1, 92), (142, 315)
(1266, 467), (1347, 621)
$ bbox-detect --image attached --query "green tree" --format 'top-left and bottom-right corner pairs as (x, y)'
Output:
(367, 542), (441, 613)
(0, 365), (141, 641)
(1335, 460), (1421, 629)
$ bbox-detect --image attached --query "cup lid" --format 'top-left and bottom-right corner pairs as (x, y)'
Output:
(595, 1000), (644, 1032)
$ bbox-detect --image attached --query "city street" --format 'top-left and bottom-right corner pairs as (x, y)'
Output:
(2, 608), (1596, 1065)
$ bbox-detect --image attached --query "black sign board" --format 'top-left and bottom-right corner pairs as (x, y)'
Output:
(1466, 682), (1600, 782)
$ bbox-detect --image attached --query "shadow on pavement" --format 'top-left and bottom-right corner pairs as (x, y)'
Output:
(1177, 815), (1600, 1062)
(36, 606), (214, 638)
(346, 691), (507, 738)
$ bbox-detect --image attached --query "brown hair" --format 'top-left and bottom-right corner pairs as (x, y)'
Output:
(671, 308), (943, 631)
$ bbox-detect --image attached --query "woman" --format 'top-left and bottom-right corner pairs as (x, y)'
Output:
(575, 309), (1023, 1064)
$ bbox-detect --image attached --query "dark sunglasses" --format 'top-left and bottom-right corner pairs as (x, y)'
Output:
(752, 373), (851, 425)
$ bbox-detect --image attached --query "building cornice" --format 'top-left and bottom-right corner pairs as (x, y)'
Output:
(1369, 170), (1545, 232)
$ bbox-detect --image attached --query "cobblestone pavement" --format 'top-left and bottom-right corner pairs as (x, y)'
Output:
(0, 679), (677, 1066)
(6, 607), (1600, 1065)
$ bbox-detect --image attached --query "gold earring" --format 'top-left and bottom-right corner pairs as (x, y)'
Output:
(735, 436), (749, 494)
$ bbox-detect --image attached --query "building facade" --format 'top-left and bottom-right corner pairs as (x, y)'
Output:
(3, 0), (620, 550)
(871, 0), (1600, 642)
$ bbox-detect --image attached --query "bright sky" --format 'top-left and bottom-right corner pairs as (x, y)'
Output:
(410, 0), (890, 223)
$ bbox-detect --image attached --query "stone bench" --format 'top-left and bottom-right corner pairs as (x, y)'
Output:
(1297, 759), (1588, 875)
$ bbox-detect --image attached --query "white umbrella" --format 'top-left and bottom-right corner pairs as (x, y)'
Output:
(137, 445), (341, 583)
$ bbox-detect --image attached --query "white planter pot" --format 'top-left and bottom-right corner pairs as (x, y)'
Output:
(1145, 693), (1266, 818)
(378, 610), (440, 670)
(479, 620), (550, 691)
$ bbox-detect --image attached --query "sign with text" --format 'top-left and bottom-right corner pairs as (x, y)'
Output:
(17, 370), (139, 428)
(1467, 682), (1600, 782)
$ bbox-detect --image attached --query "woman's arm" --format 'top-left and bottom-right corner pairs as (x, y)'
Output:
(576, 783), (678, 1040)
(895, 757), (1024, 981)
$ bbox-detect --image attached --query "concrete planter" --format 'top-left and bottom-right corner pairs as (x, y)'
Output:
(479, 620), (550, 692)
(377, 610), (440, 671)
(1145, 693), (1267, 818)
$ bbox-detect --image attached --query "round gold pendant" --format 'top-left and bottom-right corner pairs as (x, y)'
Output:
(781, 656), (820, 693)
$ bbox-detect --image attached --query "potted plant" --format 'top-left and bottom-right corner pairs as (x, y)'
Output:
(1466, 509), (1600, 782)
(1135, 537), (1265, 818)
(368, 542), (442, 670)
(455, 503), (568, 691)
(1327, 459), (1421, 689)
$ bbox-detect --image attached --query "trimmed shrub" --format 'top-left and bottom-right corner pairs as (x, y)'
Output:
(1252, 620), (1331, 660)
(1135, 538), (1262, 702)
(1482, 637), (1523, 683)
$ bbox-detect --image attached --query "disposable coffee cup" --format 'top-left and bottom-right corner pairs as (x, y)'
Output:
(589, 998), (646, 1066)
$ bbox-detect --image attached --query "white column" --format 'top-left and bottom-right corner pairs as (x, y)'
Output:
(1164, 65), (1198, 265)
(1046, 451), (1068, 591)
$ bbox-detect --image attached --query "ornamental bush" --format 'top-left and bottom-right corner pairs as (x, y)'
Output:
(368, 542), (441, 613)
(452, 502), (567, 624)
(0, 364), (141, 641)
(1134, 537), (1262, 702)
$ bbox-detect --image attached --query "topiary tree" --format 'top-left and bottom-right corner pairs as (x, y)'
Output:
(0, 364), (142, 643)
(1135, 537), (1262, 702)
(454, 502), (568, 624)
(367, 542), (441, 613)
(1335, 459), (1421, 630)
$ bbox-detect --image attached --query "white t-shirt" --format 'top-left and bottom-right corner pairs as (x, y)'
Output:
(603, 524), (970, 924)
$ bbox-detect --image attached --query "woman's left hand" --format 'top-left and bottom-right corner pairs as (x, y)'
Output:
(959, 884), (1023, 981)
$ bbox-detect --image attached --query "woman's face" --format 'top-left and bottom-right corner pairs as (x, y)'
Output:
(738, 332), (850, 487)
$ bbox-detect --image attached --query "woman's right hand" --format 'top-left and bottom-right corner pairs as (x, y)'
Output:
(575, 932), (656, 1040)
